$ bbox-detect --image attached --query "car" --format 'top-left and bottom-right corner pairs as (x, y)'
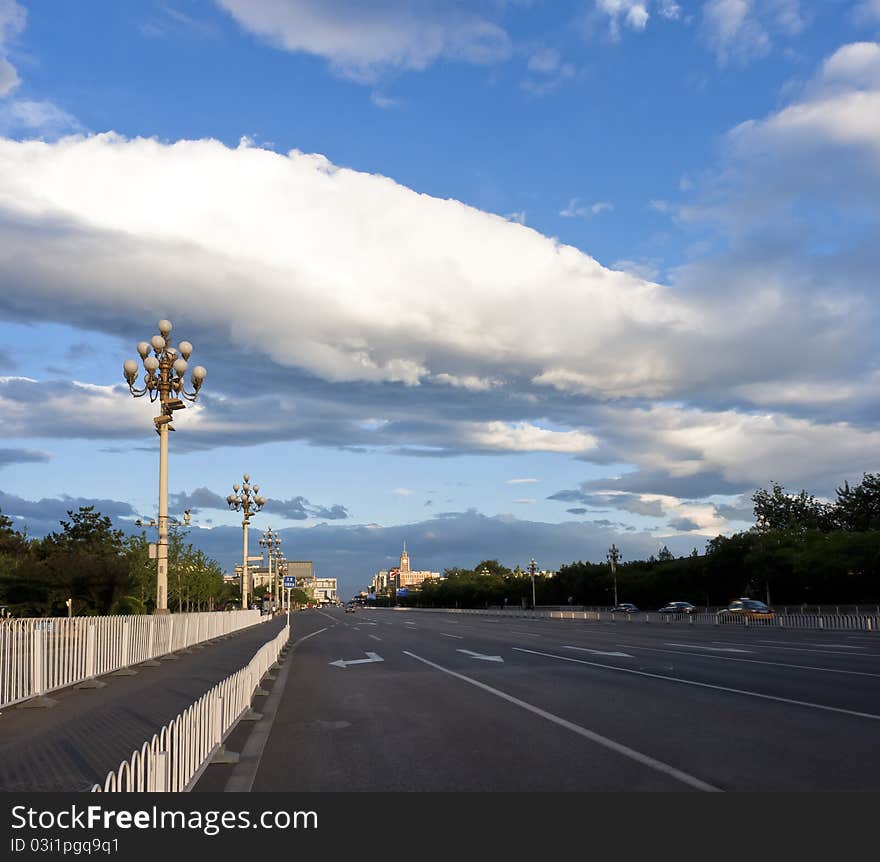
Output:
(717, 598), (776, 621)
(345, 604), (356, 613)
(658, 601), (697, 614)
(611, 603), (639, 613)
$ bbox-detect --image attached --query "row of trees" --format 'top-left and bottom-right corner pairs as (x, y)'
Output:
(0, 506), (236, 616)
(405, 474), (880, 609)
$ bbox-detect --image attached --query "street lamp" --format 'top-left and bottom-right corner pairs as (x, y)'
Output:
(607, 543), (621, 607)
(124, 319), (206, 614)
(528, 558), (538, 610)
(258, 527), (281, 606)
(227, 474), (265, 610)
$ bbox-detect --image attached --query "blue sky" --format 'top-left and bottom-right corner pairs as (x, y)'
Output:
(1, 1), (879, 596)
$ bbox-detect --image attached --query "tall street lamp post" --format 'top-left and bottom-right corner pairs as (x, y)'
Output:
(528, 558), (538, 610)
(607, 543), (621, 607)
(259, 527), (281, 605)
(227, 475), (265, 609)
(124, 319), (206, 614)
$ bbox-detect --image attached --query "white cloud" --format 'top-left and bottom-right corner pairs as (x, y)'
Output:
(506, 478), (540, 484)
(596, 0), (650, 39)
(513, 498), (536, 504)
(591, 201), (614, 215)
(560, 197), (587, 217)
(214, 0), (511, 81)
(0, 0), (24, 97)
(0, 133), (697, 399)
(391, 488), (413, 496)
(466, 422), (598, 454)
(700, 0), (804, 66)
(0, 99), (81, 138)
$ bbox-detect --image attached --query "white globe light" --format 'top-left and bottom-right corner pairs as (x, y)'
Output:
(144, 356), (159, 372)
(191, 365), (207, 381)
(150, 335), (165, 351)
(178, 341), (193, 359)
(173, 358), (188, 376)
(123, 359), (138, 379)
(137, 342), (150, 358)
(158, 319), (172, 336)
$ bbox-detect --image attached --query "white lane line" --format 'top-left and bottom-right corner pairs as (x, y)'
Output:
(615, 643), (880, 679)
(514, 647), (880, 721)
(369, 634), (382, 642)
(756, 640), (865, 649)
(665, 643), (752, 654)
(515, 632), (541, 637)
(711, 642), (875, 658)
(329, 652), (384, 669)
(440, 633), (464, 639)
(564, 646), (633, 658)
(403, 650), (720, 792)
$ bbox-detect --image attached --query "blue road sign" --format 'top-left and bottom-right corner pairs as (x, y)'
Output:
(283, 576), (297, 589)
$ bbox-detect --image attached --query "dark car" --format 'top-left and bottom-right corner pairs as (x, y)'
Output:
(717, 598), (776, 621)
(611, 603), (639, 613)
(658, 601), (697, 614)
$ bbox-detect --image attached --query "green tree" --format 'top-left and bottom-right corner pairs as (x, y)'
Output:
(752, 482), (834, 532)
(835, 473), (880, 531)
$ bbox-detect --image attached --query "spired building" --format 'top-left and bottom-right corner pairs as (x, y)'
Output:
(396, 542), (440, 590)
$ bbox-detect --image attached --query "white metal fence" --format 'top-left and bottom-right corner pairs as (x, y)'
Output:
(399, 607), (879, 631)
(92, 623), (289, 792)
(0, 610), (267, 709)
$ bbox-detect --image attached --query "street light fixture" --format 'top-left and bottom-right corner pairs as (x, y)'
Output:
(227, 474), (266, 609)
(258, 527), (281, 605)
(528, 558), (538, 610)
(124, 319), (206, 614)
(607, 543), (621, 607)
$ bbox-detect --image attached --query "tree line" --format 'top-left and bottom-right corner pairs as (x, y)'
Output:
(0, 506), (235, 616)
(403, 473), (880, 609)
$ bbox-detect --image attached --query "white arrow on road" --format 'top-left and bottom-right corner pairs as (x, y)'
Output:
(329, 652), (384, 669)
(457, 649), (504, 662)
(563, 646), (633, 658)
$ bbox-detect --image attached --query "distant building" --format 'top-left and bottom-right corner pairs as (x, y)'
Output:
(315, 577), (338, 604)
(395, 543), (439, 590)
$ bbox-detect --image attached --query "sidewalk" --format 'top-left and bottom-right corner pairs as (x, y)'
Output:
(0, 616), (287, 792)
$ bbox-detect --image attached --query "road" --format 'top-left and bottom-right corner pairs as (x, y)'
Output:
(200, 607), (880, 792)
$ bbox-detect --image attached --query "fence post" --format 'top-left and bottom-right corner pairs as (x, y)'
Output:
(113, 619), (138, 676)
(142, 617), (161, 667)
(19, 626), (57, 708)
(150, 751), (168, 792)
(162, 616), (179, 661)
(76, 622), (107, 689)
(210, 694), (240, 764)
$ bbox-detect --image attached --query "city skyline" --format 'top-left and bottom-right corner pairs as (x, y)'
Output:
(1, 1), (879, 596)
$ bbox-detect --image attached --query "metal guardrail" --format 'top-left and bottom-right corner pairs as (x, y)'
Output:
(402, 607), (879, 631)
(92, 623), (289, 792)
(0, 610), (267, 709)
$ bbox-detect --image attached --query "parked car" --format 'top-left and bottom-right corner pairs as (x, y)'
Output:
(717, 598), (776, 621)
(611, 603), (639, 613)
(658, 601), (697, 614)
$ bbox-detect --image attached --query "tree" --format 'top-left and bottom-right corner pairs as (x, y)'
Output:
(752, 483), (834, 532)
(835, 473), (880, 531)
(657, 545), (674, 562)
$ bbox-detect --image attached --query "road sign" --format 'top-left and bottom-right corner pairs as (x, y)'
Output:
(283, 576), (297, 589)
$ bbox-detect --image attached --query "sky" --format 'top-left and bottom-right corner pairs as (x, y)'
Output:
(0, 0), (879, 597)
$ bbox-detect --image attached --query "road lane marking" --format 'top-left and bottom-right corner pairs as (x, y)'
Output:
(665, 643), (752, 654)
(563, 646), (633, 658)
(403, 650), (720, 792)
(756, 640), (865, 649)
(615, 643), (880, 678)
(513, 648), (880, 721)
(369, 635), (382, 642)
(329, 652), (384, 669)
(440, 633), (464, 639)
(457, 649), (504, 663)
(712, 642), (875, 658)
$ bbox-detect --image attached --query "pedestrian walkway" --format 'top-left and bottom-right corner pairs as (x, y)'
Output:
(0, 616), (286, 791)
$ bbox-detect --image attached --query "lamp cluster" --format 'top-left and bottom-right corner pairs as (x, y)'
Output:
(227, 474), (266, 520)
(124, 319), (206, 423)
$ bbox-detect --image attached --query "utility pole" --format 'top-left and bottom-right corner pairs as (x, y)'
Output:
(528, 558), (538, 609)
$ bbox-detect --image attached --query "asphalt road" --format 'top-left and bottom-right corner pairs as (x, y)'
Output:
(212, 607), (880, 792)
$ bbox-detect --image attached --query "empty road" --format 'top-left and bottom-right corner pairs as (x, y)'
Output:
(201, 607), (880, 792)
